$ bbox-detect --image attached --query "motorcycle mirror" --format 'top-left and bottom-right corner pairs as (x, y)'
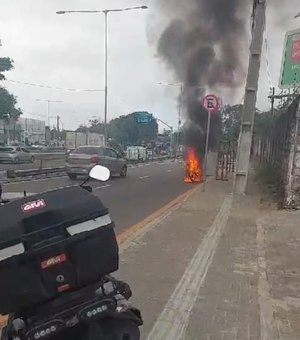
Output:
(89, 165), (110, 182)
(81, 185), (93, 192)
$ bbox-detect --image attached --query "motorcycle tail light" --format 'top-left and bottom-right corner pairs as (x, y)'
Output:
(91, 156), (99, 163)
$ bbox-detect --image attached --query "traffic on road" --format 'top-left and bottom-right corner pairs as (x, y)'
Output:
(0, 146), (35, 164)
(0, 0), (299, 339)
(2, 160), (187, 232)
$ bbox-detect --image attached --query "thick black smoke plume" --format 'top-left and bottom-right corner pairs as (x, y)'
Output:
(154, 0), (249, 154)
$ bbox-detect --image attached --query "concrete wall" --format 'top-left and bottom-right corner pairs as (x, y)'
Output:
(0, 120), (4, 144)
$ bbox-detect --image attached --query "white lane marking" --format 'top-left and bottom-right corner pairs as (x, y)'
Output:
(167, 170), (172, 173)
(3, 176), (68, 186)
(139, 175), (150, 180)
(147, 195), (233, 340)
(93, 184), (112, 190)
(256, 219), (274, 340)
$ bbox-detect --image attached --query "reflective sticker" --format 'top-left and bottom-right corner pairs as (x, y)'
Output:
(0, 243), (25, 261)
(66, 215), (111, 236)
(58, 284), (70, 293)
(41, 253), (67, 269)
(21, 199), (46, 213)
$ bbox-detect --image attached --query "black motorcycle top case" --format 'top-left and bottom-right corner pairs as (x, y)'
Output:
(0, 186), (119, 315)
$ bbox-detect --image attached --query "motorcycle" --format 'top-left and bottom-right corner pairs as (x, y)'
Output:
(0, 166), (142, 340)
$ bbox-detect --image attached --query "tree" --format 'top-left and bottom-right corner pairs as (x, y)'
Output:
(0, 57), (13, 80)
(76, 125), (88, 133)
(76, 112), (158, 147)
(89, 120), (105, 135)
(0, 87), (22, 120)
(0, 53), (22, 120)
(221, 104), (243, 141)
(108, 112), (158, 147)
(221, 104), (262, 141)
(253, 109), (278, 139)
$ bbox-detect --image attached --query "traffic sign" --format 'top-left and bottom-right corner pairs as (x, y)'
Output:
(134, 112), (153, 124)
(202, 94), (220, 113)
(202, 93), (221, 192)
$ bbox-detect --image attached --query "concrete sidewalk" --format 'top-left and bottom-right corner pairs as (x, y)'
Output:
(117, 177), (300, 339)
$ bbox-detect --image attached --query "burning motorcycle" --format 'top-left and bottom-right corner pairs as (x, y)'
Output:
(184, 147), (203, 183)
(0, 166), (142, 340)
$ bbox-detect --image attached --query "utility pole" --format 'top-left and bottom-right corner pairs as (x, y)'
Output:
(234, 0), (266, 194)
(177, 85), (183, 155)
(56, 115), (60, 133)
(55, 115), (60, 146)
(270, 87), (275, 116)
(104, 10), (108, 144)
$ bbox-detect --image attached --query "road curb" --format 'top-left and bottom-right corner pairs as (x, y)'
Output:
(0, 171), (7, 183)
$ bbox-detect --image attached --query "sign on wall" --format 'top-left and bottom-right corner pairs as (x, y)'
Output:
(279, 28), (300, 89)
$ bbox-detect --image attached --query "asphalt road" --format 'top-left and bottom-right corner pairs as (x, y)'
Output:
(2, 160), (193, 232)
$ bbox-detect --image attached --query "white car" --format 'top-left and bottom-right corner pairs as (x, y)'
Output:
(0, 146), (35, 164)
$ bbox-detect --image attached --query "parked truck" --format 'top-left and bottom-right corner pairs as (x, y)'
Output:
(126, 146), (147, 162)
(65, 131), (105, 151)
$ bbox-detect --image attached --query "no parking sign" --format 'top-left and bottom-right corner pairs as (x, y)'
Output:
(202, 94), (220, 113)
(202, 94), (221, 191)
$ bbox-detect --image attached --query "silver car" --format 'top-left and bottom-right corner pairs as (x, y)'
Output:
(0, 146), (35, 164)
(66, 146), (127, 180)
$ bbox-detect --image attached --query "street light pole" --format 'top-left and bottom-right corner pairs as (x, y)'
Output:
(57, 6), (148, 145)
(178, 85), (183, 149)
(104, 10), (108, 143)
(36, 99), (62, 127)
(157, 82), (183, 131)
(47, 100), (50, 127)
(157, 82), (182, 157)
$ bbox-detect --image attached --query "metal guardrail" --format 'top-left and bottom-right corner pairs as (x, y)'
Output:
(126, 154), (172, 164)
(7, 167), (66, 179)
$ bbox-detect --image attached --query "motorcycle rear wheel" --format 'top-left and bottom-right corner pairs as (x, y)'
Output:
(87, 318), (140, 340)
(1, 318), (140, 340)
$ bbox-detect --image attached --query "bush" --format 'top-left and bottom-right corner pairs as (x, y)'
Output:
(255, 164), (278, 186)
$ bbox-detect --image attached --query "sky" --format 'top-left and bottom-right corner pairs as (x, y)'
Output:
(0, 0), (299, 131)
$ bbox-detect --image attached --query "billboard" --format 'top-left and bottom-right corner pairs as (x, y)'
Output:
(279, 28), (300, 88)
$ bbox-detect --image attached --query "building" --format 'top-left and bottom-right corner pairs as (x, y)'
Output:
(18, 117), (46, 144)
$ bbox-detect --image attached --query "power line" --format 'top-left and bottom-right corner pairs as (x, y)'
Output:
(4, 79), (104, 92)
(21, 110), (46, 118)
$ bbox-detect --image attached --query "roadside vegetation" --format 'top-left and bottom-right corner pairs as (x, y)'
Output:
(0, 47), (23, 120)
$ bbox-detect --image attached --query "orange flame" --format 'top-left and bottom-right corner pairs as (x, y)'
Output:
(184, 147), (203, 183)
